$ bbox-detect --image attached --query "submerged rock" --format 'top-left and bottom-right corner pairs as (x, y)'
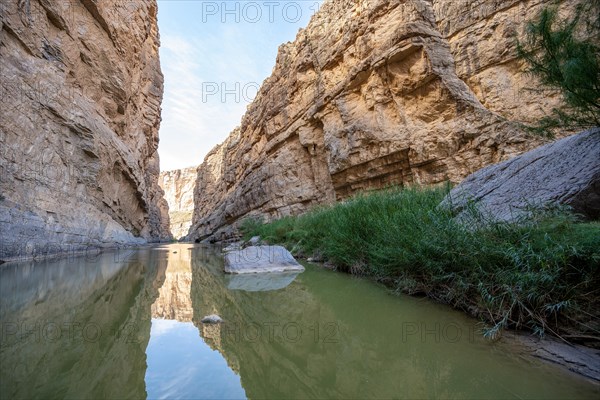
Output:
(201, 314), (223, 324)
(225, 272), (301, 292)
(444, 128), (600, 222)
(224, 246), (305, 274)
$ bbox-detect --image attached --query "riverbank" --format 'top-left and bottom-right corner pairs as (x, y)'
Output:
(501, 331), (600, 382)
(241, 186), (600, 346)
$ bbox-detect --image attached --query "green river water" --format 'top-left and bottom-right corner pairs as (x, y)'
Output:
(1, 243), (598, 399)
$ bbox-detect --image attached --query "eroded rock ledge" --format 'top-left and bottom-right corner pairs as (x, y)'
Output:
(0, 0), (171, 261)
(187, 0), (579, 242)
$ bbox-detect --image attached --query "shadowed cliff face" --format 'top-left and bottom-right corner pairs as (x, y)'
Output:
(0, 250), (167, 399)
(0, 0), (171, 260)
(187, 0), (580, 242)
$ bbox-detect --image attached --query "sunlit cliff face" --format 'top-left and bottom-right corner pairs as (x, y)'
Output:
(158, 168), (198, 239)
(186, 0), (583, 243)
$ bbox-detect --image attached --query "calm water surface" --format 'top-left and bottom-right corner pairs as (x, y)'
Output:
(1, 243), (598, 399)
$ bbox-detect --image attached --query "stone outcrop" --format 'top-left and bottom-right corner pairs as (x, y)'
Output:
(158, 167), (197, 239)
(504, 332), (600, 382)
(444, 128), (600, 222)
(187, 0), (581, 242)
(0, 0), (171, 261)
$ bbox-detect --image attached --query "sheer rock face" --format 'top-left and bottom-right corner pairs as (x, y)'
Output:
(187, 0), (578, 242)
(0, 0), (171, 260)
(159, 167), (197, 239)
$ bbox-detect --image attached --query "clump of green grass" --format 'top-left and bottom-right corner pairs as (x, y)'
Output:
(241, 186), (600, 340)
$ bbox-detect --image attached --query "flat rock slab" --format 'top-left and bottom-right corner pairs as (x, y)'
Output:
(225, 272), (301, 291)
(444, 128), (600, 222)
(223, 245), (305, 274)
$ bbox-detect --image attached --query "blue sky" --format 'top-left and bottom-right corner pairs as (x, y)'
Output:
(145, 319), (247, 398)
(156, 1), (323, 171)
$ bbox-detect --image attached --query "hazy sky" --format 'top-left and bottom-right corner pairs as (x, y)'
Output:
(156, 0), (323, 172)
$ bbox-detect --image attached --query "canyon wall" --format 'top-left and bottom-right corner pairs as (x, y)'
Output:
(0, 0), (171, 260)
(158, 167), (197, 239)
(187, 0), (577, 242)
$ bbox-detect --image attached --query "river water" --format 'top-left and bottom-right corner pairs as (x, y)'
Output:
(1, 243), (598, 399)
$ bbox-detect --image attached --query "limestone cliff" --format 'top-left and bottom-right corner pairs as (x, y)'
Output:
(158, 167), (196, 239)
(0, 0), (171, 260)
(188, 0), (579, 242)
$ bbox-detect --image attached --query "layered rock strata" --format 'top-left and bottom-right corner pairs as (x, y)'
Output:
(187, 0), (579, 242)
(0, 0), (171, 260)
(158, 167), (196, 239)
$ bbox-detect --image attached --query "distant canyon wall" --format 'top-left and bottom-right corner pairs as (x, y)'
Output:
(159, 167), (197, 239)
(187, 0), (578, 242)
(0, 0), (171, 260)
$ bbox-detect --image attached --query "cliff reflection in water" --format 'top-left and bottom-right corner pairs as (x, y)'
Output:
(1, 244), (598, 400)
(151, 247), (193, 322)
(0, 249), (167, 399)
(145, 245), (246, 399)
(189, 246), (599, 400)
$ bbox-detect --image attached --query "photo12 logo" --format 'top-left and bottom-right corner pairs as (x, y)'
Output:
(0, 321), (141, 345)
(201, 81), (261, 103)
(200, 1), (322, 23)
(221, 321), (340, 343)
